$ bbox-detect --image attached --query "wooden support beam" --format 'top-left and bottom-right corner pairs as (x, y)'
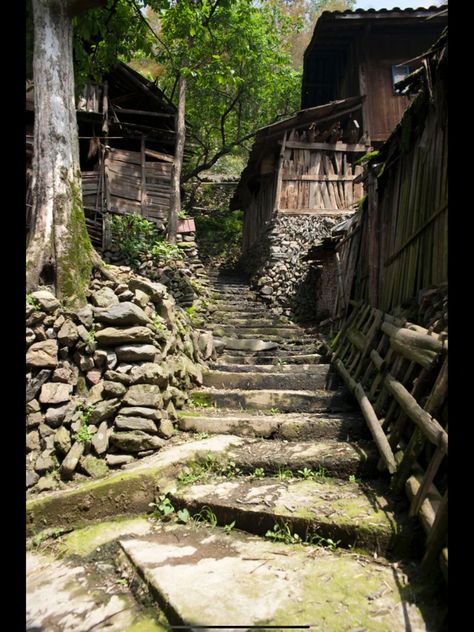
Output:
(281, 141), (367, 152)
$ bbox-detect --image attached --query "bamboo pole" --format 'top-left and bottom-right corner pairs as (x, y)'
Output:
(421, 490), (448, 573)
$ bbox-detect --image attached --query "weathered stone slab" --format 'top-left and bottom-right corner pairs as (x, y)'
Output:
(94, 302), (150, 326)
(106, 454), (135, 467)
(57, 320), (79, 347)
(115, 344), (158, 363)
(129, 362), (169, 387)
(171, 477), (415, 556)
(91, 421), (109, 456)
(129, 277), (168, 302)
(109, 431), (165, 452)
(119, 406), (164, 421)
(59, 442), (85, 479)
(114, 415), (158, 434)
(95, 326), (155, 346)
(88, 399), (121, 425)
(91, 287), (119, 308)
(26, 370), (52, 402)
(80, 455), (109, 478)
(102, 381), (127, 399)
(119, 523), (439, 630)
(123, 384), (163, 408)
(44, 403), (72, 428)
(39, 383), (72, 405)
(221, 337), (278, 352)
(30, 290), (60, 313)
(26, 340), (58, 368)
(54, 426), (72, 455)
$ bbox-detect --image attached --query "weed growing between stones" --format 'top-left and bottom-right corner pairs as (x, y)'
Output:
(265, 522), (341, 551)
(251, 468), (266, 479)
(265, 522), (302, 545)
(73, 402), (94, 443)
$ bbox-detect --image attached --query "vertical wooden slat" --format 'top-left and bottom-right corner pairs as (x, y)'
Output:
(140, 134), (146, 216)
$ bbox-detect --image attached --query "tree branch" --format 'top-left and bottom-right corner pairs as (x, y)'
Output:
(67, 0), (107, 17)
(182, 129), (257, 182)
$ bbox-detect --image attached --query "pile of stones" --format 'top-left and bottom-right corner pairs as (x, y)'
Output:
(26, 268), (215, 493)
(104, 227), (208, 308)
(243, 214), (352, 318)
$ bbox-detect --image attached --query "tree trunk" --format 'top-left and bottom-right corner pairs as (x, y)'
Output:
(26, 0), (94, 307)
(168, 73), (186, 244)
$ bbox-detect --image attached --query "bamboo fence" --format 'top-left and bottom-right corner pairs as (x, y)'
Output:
(328, 299), (448, 582)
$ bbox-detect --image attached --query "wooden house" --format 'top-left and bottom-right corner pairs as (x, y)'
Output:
(231, 96), (367, 255)
(302, 6), (447, 145)
(26, 62), (185, 248)
(318, 28), (447, 322)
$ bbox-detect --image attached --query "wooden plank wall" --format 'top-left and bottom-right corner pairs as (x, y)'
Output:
(329, 300), (448, 583)
(104, 147), (172, 224)
(348, 88), (447, 314)
(278, 131), (364, 214)
(242, 175), (277, 252)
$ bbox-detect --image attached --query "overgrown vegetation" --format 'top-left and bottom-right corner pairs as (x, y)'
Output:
(110, 215), (183, 267)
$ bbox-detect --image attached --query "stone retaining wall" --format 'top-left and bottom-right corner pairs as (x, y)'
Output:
(26, 269), (214, 494)
(242, 214), (351, 321)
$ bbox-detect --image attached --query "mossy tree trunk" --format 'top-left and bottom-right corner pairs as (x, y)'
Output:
(168, 73), (186, 245)
(26, 0), (104, 307)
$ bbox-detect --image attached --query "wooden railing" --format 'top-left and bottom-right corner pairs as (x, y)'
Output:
(327, 300), (448, 582)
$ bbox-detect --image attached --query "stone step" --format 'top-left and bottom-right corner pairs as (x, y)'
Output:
(208, 362), (327, 373)
(225, 438), (380, 479)
(211, 325), (309, 338)
(216, 333), (317, 344)
(217, 352), (323, 365)
(203, 367), (329, 390)
(119, 522), (439, 629)
(170, 476), (418, 557)
(210, 303), (269, 314)
(190, 388), (356, 413)
(211, 317), (296, 327)
(178, 410), (368, 441)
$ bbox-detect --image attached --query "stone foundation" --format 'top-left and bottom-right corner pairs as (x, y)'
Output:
(26, 268), (215, 493)
(242, 214), (351, 321)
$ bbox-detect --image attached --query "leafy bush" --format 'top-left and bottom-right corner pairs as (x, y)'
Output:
(110, 214), (182, 266)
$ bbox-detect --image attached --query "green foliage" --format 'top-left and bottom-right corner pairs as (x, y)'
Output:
(277, 468), (293, 480)
(348, 474), (361, 484)
(194, 210), (244, 266)
(305, 532), (341, 551)
(295, 466), (327, 480)
(176, 508), (191, 524)
(110, 214), (183, 267)
(265, 522), (302, 545)
(26, 294), (41, 310)
(193, 506), (218, 528)
(223, 520), (236, 534)
(252, 468), (266, 479)
(150, 240), (183, 262)
(356, 150), (380, 166)
(73, 402), (95, 443)
(269, 407), (281, 415)
(150, 0), (302, 177)
(110, 214), (159, 264)
(297, 467), (314, 480)
(149, 494), (176, 521)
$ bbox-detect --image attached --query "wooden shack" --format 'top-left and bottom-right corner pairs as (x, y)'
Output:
(231, 96), (367, 255)
(26, 62), (184, 248)
(321, 29), (447, 322)
(302, 6), (447, 145)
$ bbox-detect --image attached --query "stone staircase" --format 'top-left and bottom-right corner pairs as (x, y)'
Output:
(26, 270), (445, 631)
